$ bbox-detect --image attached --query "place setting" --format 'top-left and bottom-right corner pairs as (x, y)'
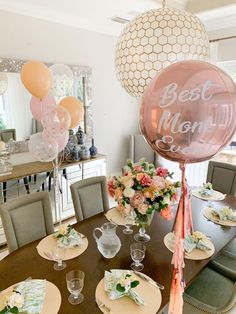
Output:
(204, 206), (236, 227)
(0, 278), (61, 314)
(191, 182), (226, 202)
(95, 242), (162, 314)
(164, 230), (215, 260)
(36, 224), (88, 268)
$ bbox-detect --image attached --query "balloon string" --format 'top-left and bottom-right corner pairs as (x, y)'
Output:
(162, 0), (166, 9)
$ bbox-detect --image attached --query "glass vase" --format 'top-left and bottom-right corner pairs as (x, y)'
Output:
(134, 212), (154, 243)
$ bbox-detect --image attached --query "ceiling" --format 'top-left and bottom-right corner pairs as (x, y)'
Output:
(0, 0), (235, 36)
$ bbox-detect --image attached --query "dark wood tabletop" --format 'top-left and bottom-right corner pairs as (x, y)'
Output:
(0, 195), (235, 314)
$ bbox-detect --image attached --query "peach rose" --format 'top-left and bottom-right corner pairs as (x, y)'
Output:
(123, 187), (135, 198)
(136, 173), (152, 186)
(115, 187), (123, 201)
(137, 203), (149, 215)
(130, 191), (145, 207)
(120, 175), (134, 188)
(160, 205), (173, 221)
(153, 176), (166, 189)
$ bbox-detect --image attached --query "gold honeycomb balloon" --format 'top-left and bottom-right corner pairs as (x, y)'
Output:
(115, 7), (210, 98)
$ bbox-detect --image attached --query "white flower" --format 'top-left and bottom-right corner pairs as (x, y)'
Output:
(58, 224), (67, 235)
(163, 195), (171, 205)
(5, 292), (24, 309)
(123, 188), (135, 198)
(120, 176), (134, 188)
(192, 231), (206, 242)
(221, 207), (233, 217)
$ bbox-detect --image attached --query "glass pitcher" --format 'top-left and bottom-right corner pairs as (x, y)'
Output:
(93, 222), (121, 258)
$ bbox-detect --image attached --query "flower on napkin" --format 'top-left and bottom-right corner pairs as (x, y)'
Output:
(199, 182), (213, 197)
(184, 231), (211, 253)
(0, 291), (24, 314)
(55, 224), (84, 248)
(104, 270), (144, 306)
(211, 207), (236, 222)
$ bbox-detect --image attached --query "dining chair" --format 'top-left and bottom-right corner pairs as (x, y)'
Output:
(70, 176), (110, 222)
(183, 267), (236, 313)
(129, 134), (162, 167)
(0, 191), (54, 252)
(206, 161), (236, 196)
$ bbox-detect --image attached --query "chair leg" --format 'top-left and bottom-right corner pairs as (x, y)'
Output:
(23, 177), (30, 194)
(3, 181), (7, 202)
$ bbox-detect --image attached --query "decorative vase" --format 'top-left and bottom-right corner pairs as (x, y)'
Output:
(134, 212), (154, 243)
(89, 138), (97, 158)
(79, 146), (90, 160)
(76, 126), (85, 145)
(71, 145), (79, 161)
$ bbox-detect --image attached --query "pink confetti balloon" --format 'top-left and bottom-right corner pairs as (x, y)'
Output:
(28, 132), (58, 162)
(30, 94), (56, 122)
(42, 129), (69, 153)
(140, 60), (236, 163)
(41, 105), (71, 136)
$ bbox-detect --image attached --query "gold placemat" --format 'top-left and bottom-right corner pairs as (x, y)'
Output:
(37, 233), (88, 261)
(191, 189), (225, 201)
(0, 280), (61, 314)
(105, 208), (130, 226)
(204, 207), (236, 227)
(164, 232), (215, 260)
(95, 271), (162, 314)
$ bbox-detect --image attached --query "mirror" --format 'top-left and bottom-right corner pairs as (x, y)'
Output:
(0, 57), (93, 141)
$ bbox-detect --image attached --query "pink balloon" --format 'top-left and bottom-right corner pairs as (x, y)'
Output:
(42, 129), (69, 153)
(28, 132), (58, 162)
(30, 94), (56, 122)
(140, 60), (236, 163)
(41, 105), (71, 136)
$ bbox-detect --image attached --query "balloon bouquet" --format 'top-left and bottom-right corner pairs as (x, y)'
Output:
(140, 60), (236, 314)
(20, 60), (84, 223)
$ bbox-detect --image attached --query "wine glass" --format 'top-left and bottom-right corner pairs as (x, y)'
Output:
(66, 270), (85, 305)
(52, 246), (66, 271)
(123, 211), (136, 235)
(130, 242), (146, 271)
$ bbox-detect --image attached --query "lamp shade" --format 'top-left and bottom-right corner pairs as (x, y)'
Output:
(115, 7), (210, 98)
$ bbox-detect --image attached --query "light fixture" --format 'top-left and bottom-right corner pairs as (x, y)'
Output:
(115, 1), (210, 98)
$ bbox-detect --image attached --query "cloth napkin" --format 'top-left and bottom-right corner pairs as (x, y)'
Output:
(199, 187), (213, 197)
(16, 279), (46, 314)
(183, 235), (212, 253)
(211, 207), (236, 222)
(104, 270), (144, 306)
(57, 228), (84, 248)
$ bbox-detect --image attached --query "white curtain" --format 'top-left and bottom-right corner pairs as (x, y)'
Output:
(210, 41), (219, 64)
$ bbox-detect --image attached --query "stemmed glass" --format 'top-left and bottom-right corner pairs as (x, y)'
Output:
(123, 211), (136, 235)
(130, 242), (146, 271)
(66, 270), (85, 305)
(53, 246), (66, 271)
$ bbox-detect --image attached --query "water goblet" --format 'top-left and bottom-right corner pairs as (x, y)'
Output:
(130, 242), (146, 271)
(53, 246), (66, 271)
(123, 211), (136, 235)
(66, 270), (85, 305)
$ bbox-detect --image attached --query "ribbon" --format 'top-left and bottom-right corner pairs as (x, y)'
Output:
(168, 163), (193, 314)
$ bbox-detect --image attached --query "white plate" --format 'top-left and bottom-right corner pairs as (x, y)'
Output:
(204, 207), (236, 227)
(191, 189), (225, 201)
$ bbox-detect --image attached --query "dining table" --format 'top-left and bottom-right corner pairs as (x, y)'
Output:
(0, 194), (235, 314)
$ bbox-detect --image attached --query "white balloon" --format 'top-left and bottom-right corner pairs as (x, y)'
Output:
(50, 63), (73, 97)
(0, 73), (8, 95)
(28, 132), (58, 162)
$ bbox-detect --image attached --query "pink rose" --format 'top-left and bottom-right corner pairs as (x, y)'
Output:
(171, 193), (178, 202)
(156, 167), (169, 178)
(134, 165), (143, 172)
(130, 191), (145, 208)
(136, 173), (152, 186)
(108, 179), (115, 197)
(153, 176), (166, 189)
(137, 203), (149, 215)
(160, 205), (173, 221)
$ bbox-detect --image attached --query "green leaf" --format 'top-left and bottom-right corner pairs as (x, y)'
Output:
(131, 280), (140, 288)
(125, 274), (131, 278)
(116, 283), (125, 292)
(0, 306), (8, 314)
(10, 307), (19, 314)
(147, 208), (153, 215)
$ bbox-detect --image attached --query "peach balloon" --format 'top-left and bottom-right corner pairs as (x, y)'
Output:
(20, 61), (52, 99)
(59, 96), (84, 129)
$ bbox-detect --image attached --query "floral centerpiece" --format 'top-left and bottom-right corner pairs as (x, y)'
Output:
(55, 224), (84, 248)
(108, 159), (180, 242)
(0, 290), (24, 314)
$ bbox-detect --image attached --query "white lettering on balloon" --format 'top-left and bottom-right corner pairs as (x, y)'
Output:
(156, 80), (223, 154)
(160, 80), (221, 108)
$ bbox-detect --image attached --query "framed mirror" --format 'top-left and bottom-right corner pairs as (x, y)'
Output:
(0, 57), (93, 142)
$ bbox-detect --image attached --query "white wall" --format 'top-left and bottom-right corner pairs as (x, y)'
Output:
(0, 9), (140, 175)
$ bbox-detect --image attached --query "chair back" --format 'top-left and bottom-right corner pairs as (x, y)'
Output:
(207, 161), (236, 196)
(0, 191), (54, 252)
(70, 176), (109, 222)
(0, 129), (16, 142)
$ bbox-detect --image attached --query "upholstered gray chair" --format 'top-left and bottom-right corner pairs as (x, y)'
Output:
(183, 267), (236, 313)
(129, 134), (162, 167)
(0, 191), (54, 252)
(70, 176), (110, 222)
(206, 161), (236, 196)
